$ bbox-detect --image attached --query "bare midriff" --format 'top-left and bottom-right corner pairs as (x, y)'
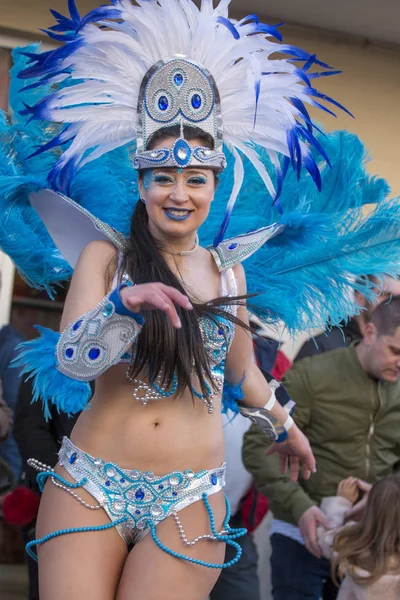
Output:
(70, 362), (225, 475)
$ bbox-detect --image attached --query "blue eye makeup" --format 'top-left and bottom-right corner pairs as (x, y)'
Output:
(153, 173), (175, 184)
(187, 175), (207, 185)
(142, 169), (153, 191)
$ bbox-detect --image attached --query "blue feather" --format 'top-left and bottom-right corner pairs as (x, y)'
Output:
(245, 199), (400, 333)
(77, 7), (123, 32)
(217, 16), (240, 39)
(13, 326), (92, 420)
(68, 0), (81, 23)
(307, 87), (354, 118)
(221, 378), (244, 416)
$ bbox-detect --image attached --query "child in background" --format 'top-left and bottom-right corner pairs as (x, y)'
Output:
(318, 475), (400, 599)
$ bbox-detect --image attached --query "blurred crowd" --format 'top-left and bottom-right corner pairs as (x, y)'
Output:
(1, 276), (400, 600)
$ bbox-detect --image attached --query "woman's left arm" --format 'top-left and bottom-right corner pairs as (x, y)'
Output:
(225, 264), (315, 481)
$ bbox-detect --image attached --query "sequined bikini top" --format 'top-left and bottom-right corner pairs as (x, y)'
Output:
(118, 266), (238, 413)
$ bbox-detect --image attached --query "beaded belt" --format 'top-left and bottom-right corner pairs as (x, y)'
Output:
(27, 438), (246, 568)
(59, 438), (226, 547)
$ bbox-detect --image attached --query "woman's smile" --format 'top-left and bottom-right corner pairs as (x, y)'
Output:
(163, 207), (194, 221)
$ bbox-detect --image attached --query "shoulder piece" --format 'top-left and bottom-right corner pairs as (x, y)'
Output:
(29, 189), (127, 269)
(207, 224), (284, 272)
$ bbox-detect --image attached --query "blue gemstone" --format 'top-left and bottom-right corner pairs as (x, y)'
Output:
(158, 95), (169, 111)
(172, 491), (178, 496)
(106, 480), (111, 486)
(173, 138), (192, 167)
(69, 452), (77, 464)
(65, 348), (74, 359)
(218, 329), (224, 335)
(135, 509), (141, 515)
(135, 488), (145, 500)
(102, 302), (113, 317)
(174, 73), (183, 86)
(211, 473), (218, 486)
(88, 347), (100, 360)
(120, 478), (125, 484)
(158, 484), (164, 490)
(228, 243), (237, 250)
(72, 320), (82, 331)
(191, 93), (202, 109)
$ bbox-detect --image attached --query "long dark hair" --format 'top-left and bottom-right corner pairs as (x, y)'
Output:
(119, 125), (250, 399)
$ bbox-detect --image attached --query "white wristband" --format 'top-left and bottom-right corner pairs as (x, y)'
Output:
(263, 390), (276, 412)
(283, 414), (294, 431)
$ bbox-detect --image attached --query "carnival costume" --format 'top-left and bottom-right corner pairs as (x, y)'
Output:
(1, 0), (400, 567)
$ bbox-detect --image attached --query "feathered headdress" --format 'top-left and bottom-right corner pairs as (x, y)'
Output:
(18, 0), (349, 243)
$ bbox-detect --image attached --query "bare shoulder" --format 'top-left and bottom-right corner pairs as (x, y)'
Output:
(78, 239), (118, 267)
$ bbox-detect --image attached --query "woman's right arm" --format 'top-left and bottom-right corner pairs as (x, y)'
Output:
(57, 240), (193, 381)
(60, 239), (117, 331)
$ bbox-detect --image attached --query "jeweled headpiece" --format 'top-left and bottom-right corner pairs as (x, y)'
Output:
(19, 0), (349, 243)
(134, 57), (225, 171)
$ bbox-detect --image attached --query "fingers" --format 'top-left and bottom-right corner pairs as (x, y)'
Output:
(356, 479), (372, 493)
(124, 283), (193, 329)
(159, 284), (193, 311)
(305, 528), (322, 559)
(279, 453), (288, 475)
(289, 455), (300, 482)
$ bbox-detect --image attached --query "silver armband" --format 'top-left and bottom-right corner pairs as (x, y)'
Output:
(56, 285), (144, 381)
(238, 405), (288, 443)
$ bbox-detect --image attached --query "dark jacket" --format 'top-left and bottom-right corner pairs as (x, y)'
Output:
(242, 344), (400, 525)
(13, 378), (78, 492)
(295, 318), (361, 362)
(0, 325), (24, 478)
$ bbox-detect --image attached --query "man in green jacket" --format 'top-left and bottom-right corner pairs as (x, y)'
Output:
(242, 296), (400, 600)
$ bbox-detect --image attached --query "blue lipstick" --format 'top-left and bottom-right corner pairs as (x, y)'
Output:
(163, 208), (192, 221)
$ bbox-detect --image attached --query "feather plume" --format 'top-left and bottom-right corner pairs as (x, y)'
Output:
(13, 326), (92, 419)
(245, 199), (400, 333)
(17, 0), (347, 221)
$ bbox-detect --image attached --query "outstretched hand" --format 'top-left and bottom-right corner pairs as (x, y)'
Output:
(266, 424), (316, 482)
(120, 282), (193, 328)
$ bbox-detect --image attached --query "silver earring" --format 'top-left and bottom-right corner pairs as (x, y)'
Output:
(140, 197), (146, 204)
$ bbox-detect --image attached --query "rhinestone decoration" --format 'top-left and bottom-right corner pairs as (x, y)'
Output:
(56, 290), (142, 382)
(137, 57), (223, 166)
(173, 138), (192, 167)
(102, 303), (114, 318)
(135, 488), (145, 500)
(191, 93), (202, 109)
(94, 458), (102, 467)
(106, 467), (116, 478)
(150, 505), (164, 518)
(113, 501), (125, 512)
(174, 73), (183, 86)
(207, 224), (285, 271)
(72, 320), (82, 331)
(88, 347), (101, 360)
(51, 438), (228, 550)
(158, 95), (169, 111)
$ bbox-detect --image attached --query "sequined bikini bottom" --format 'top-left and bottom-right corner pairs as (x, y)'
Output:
(26, 437), (246, 569)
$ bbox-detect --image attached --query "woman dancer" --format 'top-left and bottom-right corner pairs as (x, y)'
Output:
(26, 124), (312, 599)
(3, 1), (399, 598)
